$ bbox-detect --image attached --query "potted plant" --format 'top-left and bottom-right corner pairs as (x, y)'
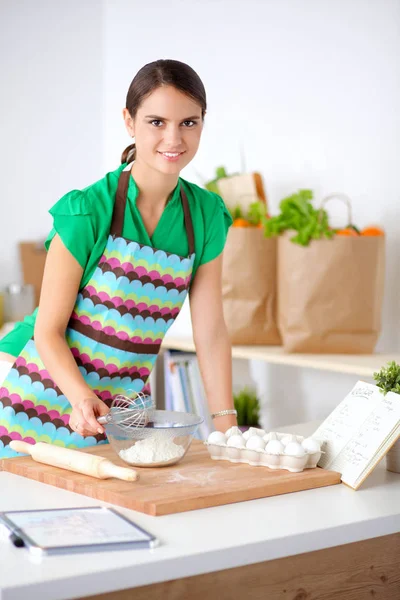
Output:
(374, 361), (400, 473)
(233, 387), (261, 432)
(373, 360), (400, 395)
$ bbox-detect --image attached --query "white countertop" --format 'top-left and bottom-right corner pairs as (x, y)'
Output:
(1, 421), (399, 600)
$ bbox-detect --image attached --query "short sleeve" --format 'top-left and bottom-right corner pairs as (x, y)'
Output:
(44, 190), (96, 269)
(199, 192), (233, 266)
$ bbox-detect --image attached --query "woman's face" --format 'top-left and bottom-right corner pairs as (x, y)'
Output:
(123, 85), (204, 175)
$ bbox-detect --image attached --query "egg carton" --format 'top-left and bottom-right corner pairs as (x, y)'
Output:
(204, 427), (324, 473)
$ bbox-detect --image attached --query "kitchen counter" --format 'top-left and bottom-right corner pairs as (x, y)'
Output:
(1, 421), (399, 600)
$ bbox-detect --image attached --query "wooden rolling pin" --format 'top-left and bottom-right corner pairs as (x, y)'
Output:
(9, 441), (139, 482)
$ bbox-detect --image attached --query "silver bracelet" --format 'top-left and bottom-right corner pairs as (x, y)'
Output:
(211, 409), (237, 420)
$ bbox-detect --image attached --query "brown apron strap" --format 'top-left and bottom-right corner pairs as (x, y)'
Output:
(181, 186), (195, 256)
(111, 171), (195, 255)
(110, 171), (130, 237)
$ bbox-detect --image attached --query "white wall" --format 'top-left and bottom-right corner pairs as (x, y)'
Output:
(0, 0), (104, 286)
(2, 0), (400, 428)
(103, 0), (400, 427)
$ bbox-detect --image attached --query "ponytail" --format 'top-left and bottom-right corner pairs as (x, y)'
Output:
(121, 143), (136, 165)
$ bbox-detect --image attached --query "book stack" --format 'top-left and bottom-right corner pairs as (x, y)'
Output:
(163, 350), (214, 441)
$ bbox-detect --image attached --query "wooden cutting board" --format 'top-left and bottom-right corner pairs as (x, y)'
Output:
(0, 441), (341, 516)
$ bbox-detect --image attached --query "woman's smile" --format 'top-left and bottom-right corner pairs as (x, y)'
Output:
(157, 150), (186, 162)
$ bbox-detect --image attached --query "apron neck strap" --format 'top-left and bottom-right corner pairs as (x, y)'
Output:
(181, 186), (195, 256)
(111, 171), (195, 256)
(110, 171), (130, 237)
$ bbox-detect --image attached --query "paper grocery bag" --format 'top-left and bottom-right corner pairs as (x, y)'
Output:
(217, 173), (267, 213)
(222, 228), (281, 345)
(19, 241), (47, 306)
(277, 233), (385, 353)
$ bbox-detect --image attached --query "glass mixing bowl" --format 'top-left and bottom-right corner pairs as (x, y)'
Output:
(105, 409), (204, 467)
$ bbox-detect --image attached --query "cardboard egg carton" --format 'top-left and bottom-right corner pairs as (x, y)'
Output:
(204, 427), (324, 473)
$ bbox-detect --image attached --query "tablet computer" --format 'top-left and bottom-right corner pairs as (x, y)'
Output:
(0, 506), (159, 556)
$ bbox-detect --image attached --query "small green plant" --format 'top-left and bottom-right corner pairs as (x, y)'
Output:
(373, 361), (400, 395)
(233, 387), (260, 427)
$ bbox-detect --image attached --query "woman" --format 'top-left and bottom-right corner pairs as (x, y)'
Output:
(0, 59), (237, 458)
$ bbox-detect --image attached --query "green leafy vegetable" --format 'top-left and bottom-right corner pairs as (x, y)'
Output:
(247, 201), (268, 226)
(228, 200), (267, 225)
(373, 361), (400, 395)
(263, 189), (334, 246)
(233, 387), (260, 427)
(228, 204), (244, 220)
(205, 166), (234, 194)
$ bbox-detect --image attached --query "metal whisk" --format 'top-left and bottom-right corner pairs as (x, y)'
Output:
(97, 391), (153, 430)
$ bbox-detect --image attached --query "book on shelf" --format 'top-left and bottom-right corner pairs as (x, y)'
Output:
(177, 362), (191, 413)
(312, 380), (400, 490)
(163, 350), (213, 440)
(164, 355), (186, 413)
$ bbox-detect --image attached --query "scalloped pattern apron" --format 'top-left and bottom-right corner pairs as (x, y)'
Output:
(0, 171), (195, 457)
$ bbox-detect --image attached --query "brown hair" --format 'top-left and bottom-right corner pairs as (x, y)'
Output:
(121, 59), (207, 164)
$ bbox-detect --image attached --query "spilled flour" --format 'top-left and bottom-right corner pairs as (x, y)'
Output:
(166, 467), (220, 486)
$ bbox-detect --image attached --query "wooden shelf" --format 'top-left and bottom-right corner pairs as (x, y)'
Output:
(162, 336), (400, 378)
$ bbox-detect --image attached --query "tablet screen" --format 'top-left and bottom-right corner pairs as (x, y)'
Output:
(2, 507), (156, 550)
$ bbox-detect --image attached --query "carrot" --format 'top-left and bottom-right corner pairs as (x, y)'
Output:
(336, 228), (359, 237)
(232, 218), (250, 228)
(361, 226), (384, 236)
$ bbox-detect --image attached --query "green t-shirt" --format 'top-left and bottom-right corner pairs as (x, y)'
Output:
(0, 164), (232, 357)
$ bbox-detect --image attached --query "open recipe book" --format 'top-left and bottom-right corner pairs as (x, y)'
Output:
(312, 381), (400, 490)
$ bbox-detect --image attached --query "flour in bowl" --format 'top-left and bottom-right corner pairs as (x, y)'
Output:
(119, 437), (185, 464)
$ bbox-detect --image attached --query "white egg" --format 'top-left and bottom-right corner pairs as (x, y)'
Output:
(227, 434), (246, 448)
(284, 442), (306, 457)
(301, 437), (321, 453)
(242, 430), (252, 441)
(281, 434), (297, 446)
(246, 436), (265, 451)
(265, 440), (284, 455)
(207, 431), (227, 445)
(248, 427), (266, 437)
(225, 426), (242, 438)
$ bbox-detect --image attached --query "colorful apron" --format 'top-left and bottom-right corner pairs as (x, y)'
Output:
(0, 170), (195, 458)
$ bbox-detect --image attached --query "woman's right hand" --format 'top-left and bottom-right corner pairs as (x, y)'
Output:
(69, 396), (110, 437)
